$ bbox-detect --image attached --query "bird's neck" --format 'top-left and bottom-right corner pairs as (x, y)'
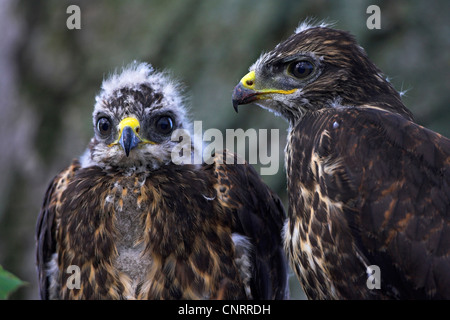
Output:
(339, 74), (414, 121)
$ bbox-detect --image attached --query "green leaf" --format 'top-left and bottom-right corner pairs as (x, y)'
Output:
(0, 265), (26, 299)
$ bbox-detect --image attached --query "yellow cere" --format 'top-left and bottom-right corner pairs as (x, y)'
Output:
(240, 70), (297, 95)
(108, 117), (156, 147)
(119, 117), (141, 132)
(240, 70), (256, 89)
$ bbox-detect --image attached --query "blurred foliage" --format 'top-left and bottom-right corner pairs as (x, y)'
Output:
(0, 265), (26, 299)
(0, 0), (448, 299)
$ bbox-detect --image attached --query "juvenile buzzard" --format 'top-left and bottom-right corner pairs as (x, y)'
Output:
(37, 62), (288, 299)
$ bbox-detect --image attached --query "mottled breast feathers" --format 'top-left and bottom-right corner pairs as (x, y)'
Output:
(36, 152), (288, 300)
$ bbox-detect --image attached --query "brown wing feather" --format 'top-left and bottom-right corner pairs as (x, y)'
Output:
(293, 106), (450, 299)
(211, 151), (289, 299)
(36, 160), (80, 299)
(342, 107), (450, 298)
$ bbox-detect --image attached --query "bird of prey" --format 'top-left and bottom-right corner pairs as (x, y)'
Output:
(36, 62), (288, 300)
(232, 22), (450, 299)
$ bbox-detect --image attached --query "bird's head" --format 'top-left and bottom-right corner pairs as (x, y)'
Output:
(81, 62), (193, 170)
(232, 22), (413, 124)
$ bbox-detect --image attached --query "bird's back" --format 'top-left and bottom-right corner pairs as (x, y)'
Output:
(285, 106), (450, 299)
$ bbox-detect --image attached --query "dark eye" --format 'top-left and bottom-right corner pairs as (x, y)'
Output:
(155, 116), (174, 134)
(289, 60), (314, 79)
(97, 117), (111, 136)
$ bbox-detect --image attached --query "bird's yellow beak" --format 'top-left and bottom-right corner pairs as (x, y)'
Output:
(232, 70), (297, 112)
(108, 117), (155, 157)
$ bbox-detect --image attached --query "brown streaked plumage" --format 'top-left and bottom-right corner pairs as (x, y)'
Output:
(232, 22), (450, 299)
(36, 62), (288, 300)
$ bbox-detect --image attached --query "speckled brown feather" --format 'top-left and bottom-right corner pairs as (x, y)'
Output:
(212, 152), (289, 299)
(285, 106), (450, 299)
(36, 152), (288, 300)
(36, 162), (79, 299)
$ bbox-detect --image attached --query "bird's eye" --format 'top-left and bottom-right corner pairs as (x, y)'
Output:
(289, 60), (314, 79)
(97, 117), (111, 136)
(155, 116), (174, 134)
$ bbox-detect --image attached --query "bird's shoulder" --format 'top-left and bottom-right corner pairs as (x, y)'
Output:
(36, 159), (81, 299)
(204, 150), (289, 299)
(289, 105), (450, 180)
(207, 150), (286, 230)
(36, 159), (82, 248)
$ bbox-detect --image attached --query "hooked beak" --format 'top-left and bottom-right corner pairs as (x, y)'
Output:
(108, 117), (154, 157)
(120, 125), (141, 157)
(232, 82), (260, 113)
(231, 70), (297, 113)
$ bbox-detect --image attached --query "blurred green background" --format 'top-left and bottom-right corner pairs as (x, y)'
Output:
(0, 0), (448, 299)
